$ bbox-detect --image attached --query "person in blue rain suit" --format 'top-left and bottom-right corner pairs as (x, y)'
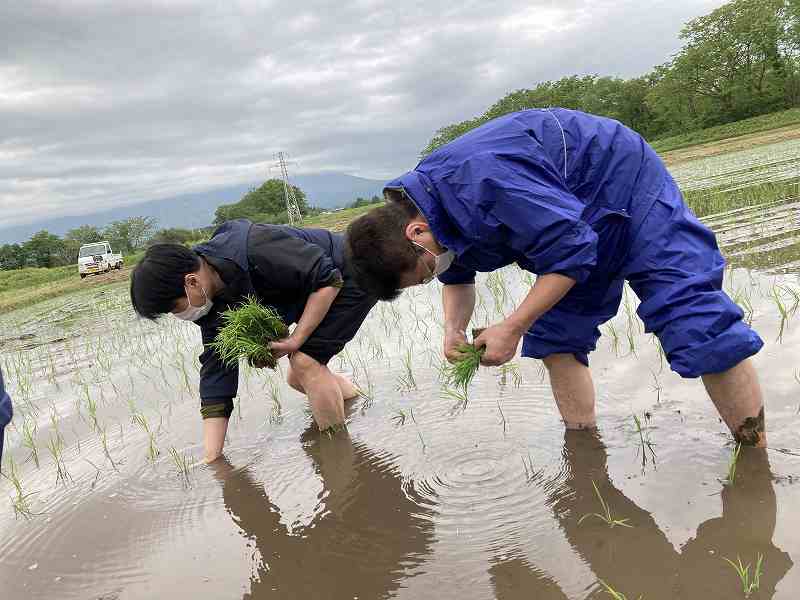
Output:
(346, 108), (767, 447)
(0, 366), (12, 464)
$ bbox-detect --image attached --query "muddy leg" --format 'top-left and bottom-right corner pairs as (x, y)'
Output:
(289, 351), (345, 430)
(333, 373), (360, 400)
(701, 358), (765, 447)
(543, 353), (596, 430)
(287, 366), (358, 401)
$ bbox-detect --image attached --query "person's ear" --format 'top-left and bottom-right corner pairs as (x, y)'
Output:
(404, 221), (420, 241)
(184, 273), (198, 289)
(404, 220), (429, 241)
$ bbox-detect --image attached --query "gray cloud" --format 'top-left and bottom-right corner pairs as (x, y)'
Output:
(1, 0), (725, 228)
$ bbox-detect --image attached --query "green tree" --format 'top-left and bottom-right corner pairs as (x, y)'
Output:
(65, 224), (104, 245)
(104, 216), (157, 254)
(649, 0), (794, 129)
(0, 244), (25, 270)
(148, 227), (199, 246)
(421, 0), (800, 154)
(214, 179), (309, 226)
(22, 230), (67, 268)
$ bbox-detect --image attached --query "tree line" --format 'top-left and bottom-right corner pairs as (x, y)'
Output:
(0, 217), (209, 270)
(424, 0), (800, 153)
(1, 184), (382, 271)
(212, 178), (381, 225)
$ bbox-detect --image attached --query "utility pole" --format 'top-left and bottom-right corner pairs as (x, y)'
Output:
(272, 152), (303, 226)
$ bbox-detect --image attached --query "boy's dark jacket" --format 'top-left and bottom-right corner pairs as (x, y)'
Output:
(192, 219), (345, 418)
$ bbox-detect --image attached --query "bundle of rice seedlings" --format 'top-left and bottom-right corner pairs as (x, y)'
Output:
(210, 296), (289, 369)
(443, 327), (486, 390)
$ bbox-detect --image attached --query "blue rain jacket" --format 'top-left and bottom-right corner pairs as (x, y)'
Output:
(0, 366), (12, 463)
(387, 108), (667, 285)
(387, 108), (763, 378)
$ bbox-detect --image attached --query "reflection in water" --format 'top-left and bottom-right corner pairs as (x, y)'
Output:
(489, 557), (568, 600)
(211, 428), (434, 599)
(492, 432), (792, 599)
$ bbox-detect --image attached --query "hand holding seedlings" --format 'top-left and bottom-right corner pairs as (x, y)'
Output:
(473, 321), (524, 366)
(269, 335), (303, 360)
(211, 296), (289, 370)
(443, 328), (470, 363)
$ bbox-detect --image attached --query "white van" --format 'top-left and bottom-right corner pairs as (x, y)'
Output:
(78, 241), (123, 278)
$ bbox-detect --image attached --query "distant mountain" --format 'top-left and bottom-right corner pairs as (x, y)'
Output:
(0, 172), (386, 244)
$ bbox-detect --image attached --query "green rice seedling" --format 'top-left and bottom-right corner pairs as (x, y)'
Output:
(632, 414), (657, 469)
(132, 412), (159, 462)
(772, 286), (789, 343)
(578, 480), (633, 528)
(266, 376), (283, 425)
(722, 553), (763, 597)
(625, 324), (637, 357)
(649, 369), (662, 403)
(98, 426), (119, 471)
(211, 296), (289, 370)
(443, 343), (485, 391)
(606, 322), (621, 356)
(86, 391), (100, 433)
(732, 285), (755, 325)
(391, 409), (407, 427)
(723, 443), (742, 486)
(521, 452), (541, 484)
(3, 458), (39, 520)
(498, 362), (522, 388)
(598, 580), (643, 600)
(441, 384), (470, 413)
(21, 416), (40, 468)
(168, 446), (193, 485)
(779, 284), (800, 315)
(46, 433), (72, 485)
(397, 349), (417, 391)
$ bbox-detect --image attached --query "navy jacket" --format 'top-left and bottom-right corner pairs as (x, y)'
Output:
(386, 108), (667, 285)
(0, 367), (12, 463)
(192, 219), (345, 418)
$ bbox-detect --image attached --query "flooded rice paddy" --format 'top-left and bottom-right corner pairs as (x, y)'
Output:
(1, 151), (800, 599)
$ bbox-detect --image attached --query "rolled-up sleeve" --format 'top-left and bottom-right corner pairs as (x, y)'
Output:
(198, 313), (238, 419)
(464, 153), (598, 283)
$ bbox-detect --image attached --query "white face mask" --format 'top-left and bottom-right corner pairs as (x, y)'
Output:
(413, 241), (455, 284)
(173, 281), (213, 321)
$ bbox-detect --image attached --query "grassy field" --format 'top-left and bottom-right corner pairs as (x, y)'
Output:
(0, 250), (145, 314)
(0, 210), (384, 315)
(685, 177), (800, 218)
(303, 203), (382, 231)
(651, 108), (800, 154)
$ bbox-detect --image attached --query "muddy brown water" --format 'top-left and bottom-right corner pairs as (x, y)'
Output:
(1, 190), (800, 599)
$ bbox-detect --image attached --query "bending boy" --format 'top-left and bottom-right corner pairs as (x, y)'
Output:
(131, 218), (376, 462)
(346, 108), (766, 447)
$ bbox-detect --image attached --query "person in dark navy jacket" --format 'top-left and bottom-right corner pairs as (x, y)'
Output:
(131, 219), (376, 462)
(346, 108), (766, 447)
(0, 366), (12, 465)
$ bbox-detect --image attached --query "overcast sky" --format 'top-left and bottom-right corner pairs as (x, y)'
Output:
(1, 0), (726, 228)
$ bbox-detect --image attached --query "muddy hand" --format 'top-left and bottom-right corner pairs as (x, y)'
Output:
(269, 336), (302, 361)
(444, 329), (469, 363)
(474, 321), (522, 366)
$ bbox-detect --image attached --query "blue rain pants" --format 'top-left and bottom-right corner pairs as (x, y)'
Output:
(522, 175), (764, 378)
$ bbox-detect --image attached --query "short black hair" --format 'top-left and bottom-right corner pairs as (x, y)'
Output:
(130, 244), (201, 319)
(345, 190), (421, 301)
